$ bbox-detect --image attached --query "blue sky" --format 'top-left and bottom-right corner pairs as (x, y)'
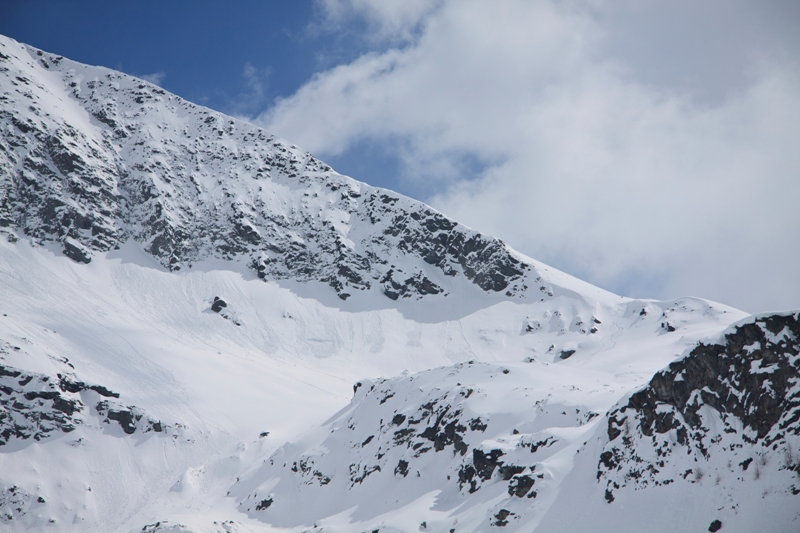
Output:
(2, 1), (332, 114)
(2, 1), (799, 313)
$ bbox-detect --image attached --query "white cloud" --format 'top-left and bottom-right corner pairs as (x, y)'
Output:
(315, 0), (441, 42)
(233, 62), (271, 115)
(257, 0), (800, 313)
(139, 71), (166, 86)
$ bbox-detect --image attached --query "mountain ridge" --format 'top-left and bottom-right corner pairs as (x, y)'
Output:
(0, 35), (537, 304)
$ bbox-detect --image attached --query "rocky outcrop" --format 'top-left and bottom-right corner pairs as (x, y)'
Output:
(95, 400), (162, 435)
(0, 364), (89, 444)
(598, 312), (800, 502)
(236, 361), (600, 528)
(209, 296), (240, 325)
(0, 485), (46, 525)
(0, 362), (164, 446)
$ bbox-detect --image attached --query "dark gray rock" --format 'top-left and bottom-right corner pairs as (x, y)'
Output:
(493, 509), (513, 527)
(106, 408), (136, 434)
(558, 349), (576, 360)
(507, 474), (536, 498)
(0, 364), (87, 445)
(255, 498), (273, 511)
(211, 297), (227, 313)
(394, 459), (409, 477)
(597, 312), (800, 501)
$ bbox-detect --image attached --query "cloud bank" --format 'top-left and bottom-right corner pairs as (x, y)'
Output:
(255, 0), (800, 313)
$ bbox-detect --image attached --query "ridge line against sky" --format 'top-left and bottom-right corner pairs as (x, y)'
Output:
(2, 0), (799, 313)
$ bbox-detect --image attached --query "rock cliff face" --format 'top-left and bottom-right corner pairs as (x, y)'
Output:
(0, 37), (529, 301)
(598, 312), (800, 502)
(0, 358), (166, 447)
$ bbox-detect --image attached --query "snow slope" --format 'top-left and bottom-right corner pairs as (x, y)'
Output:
(0, 34), (796, 532)
(231, 314), (800, 533)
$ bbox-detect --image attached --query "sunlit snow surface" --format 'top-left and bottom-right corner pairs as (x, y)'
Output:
(2, 235), (763, 533)
(0, 34), (797, 533)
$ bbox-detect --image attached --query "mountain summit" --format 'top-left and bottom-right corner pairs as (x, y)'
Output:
(0, 35), (797, 533)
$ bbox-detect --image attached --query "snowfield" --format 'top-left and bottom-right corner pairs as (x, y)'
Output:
(0, 34), (798, 532)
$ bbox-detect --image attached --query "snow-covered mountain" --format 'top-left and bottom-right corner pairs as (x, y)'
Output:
(0, 34), (528, 304)
(0, 34), (797, 533)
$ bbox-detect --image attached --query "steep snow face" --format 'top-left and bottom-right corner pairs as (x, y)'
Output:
(0, 35), (532, 303)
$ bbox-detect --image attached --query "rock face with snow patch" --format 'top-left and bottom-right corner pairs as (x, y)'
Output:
(598, 312), (800, 502)
(0, 364), (87, 444)
(236, 362), (602, 530)
(0, 361), (164, 446)
(0, 37), (529, 301)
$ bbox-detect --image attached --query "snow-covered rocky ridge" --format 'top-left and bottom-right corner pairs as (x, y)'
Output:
(0, 35), (528, 303)
(235, 312), (800, 533)
(0, 34), (797, 532)
(599, 312), (800, 503)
